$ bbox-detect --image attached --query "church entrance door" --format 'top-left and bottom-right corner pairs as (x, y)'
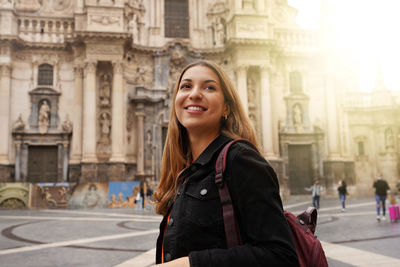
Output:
(28, 146), (58, 183)
(288, 144), (313, 194)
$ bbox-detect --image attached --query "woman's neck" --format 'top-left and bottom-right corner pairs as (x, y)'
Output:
(188, 132), (220, 162)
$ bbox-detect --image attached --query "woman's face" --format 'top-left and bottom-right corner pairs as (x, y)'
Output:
(175, 65), (227, 137)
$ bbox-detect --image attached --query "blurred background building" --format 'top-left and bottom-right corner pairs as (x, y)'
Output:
(0, 0), (399, 197)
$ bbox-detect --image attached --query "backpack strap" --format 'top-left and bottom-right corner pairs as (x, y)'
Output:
(215, 138), (256, 248)
(297, 206), (318, 234)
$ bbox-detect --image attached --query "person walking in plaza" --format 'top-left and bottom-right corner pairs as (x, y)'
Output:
(305, 180), (323, 209)
(337, 180), (348, 212)
(373, 174), (390, 221)
(152, 60), (298, 266)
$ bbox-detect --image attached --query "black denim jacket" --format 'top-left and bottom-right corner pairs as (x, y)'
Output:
(156, 135), (298, 267)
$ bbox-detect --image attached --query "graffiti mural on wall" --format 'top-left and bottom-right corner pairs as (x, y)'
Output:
(30, 183), (71, 209)
(0, 183), (31, 209)
(108, 181), (140, 208)
(68, 183), (108, 209)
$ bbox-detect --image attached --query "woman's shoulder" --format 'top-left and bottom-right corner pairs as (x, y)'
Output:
(226, 140), (268, 165)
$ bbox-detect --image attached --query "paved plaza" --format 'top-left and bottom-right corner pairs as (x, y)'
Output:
(1, 196), (400, 267)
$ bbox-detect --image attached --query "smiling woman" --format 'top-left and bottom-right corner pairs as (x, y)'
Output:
(152, 61), (299, 267)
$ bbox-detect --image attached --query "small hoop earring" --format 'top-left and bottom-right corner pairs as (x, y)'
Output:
(223, 114), (228, 120)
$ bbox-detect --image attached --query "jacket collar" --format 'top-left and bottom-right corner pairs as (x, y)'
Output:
(193, 134), (232, 166)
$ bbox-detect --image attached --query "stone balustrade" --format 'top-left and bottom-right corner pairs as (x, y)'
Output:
(274, 29), (319, 51)
(17, 17), (74, 43)
(344, 92), (398, 108)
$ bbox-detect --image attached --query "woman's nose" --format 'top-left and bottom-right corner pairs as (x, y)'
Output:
(188, 86), (202, 100)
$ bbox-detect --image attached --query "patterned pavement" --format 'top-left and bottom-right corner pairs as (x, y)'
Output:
(0, 196), (399, 267)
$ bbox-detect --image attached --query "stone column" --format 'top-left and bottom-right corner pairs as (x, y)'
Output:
(260, 65), (276, 158)
(110, 61), (125, 162)
(256, 0), (265, 10)
(70, 65), (83, 163)
(236, 66), (248, 114)
(14, 141), (21, 182)
(0, 65), (11, 164)
(235, 0), (243, 9)
(136, 103), (145, 175)
(76, 0), (84, 12)
(325, 77), (340, 158)
(62, 142), (69, 182)
(82, 60), (97, 163)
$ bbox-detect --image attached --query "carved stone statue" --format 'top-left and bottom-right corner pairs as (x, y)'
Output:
(385, 128), (395, 151)
(129, 14), (139, 44)
(99, 112), (111, 144)
(62, 115), (72, 133)
(214, 17), (225, 46)
(38, 100), (50, 134)
(13, 114), (25, 132)
(247, 75), (256, 105)
(293, 104), (304, 133)
(99, 74), (111, 106)
(134, 65), (147, 84)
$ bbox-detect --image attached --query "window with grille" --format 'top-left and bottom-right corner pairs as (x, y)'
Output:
(38, 64), (53, 86)
(165, 0), (189, 38)
(289, 71), (302, 93)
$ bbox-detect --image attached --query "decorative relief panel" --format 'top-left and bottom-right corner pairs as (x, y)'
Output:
(97, 69), (113, 160)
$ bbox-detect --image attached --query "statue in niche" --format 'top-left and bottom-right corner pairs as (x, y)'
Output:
(99, 112), (111, 144)
(146, 130), (152, 149)
(62, 115), (72, 133)
(385, 129), (395, 151)
(99, 74), (111, 106)
(13, 114), (25, 132)
(129, 13), (140, 44)
(247, 75), (256, 105)
(214, 17), (225, 46)
(38, 100), (50, 134)
(293, 104), (304, 133)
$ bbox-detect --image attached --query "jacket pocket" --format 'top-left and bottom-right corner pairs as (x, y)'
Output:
(184, 181), (222, 227)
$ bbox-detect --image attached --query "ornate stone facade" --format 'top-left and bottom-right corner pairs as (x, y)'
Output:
(1, 0), (399, 197)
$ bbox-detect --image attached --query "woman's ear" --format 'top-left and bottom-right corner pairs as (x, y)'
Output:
(223, 103), (230, 117)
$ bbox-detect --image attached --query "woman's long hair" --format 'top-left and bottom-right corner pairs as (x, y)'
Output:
(154, 60), (260, 215)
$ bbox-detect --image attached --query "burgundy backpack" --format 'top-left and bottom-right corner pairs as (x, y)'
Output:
(215, 139), (328, 267)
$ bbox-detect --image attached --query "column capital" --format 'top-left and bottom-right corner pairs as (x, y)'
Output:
(260, 64), (271, 73)
(84, 60), (97, 76)
(0, 64), (11, 77)
(236, 65), (249, 73)
(74, 64), (84, 78)
(112, 61), (123, 74)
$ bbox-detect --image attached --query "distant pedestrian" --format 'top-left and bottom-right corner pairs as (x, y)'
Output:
(337, 180), (348, 212)
(305, 180), (323, 209)
(373, 174), (390, 221)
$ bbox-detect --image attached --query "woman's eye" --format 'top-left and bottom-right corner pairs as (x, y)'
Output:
(206, 85), (216, 90)
(179, 84), (191, 90)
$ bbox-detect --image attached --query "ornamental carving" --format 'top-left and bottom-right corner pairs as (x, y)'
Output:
(168, 48), (186, 92)
(238, 24), (267, 34)
(13, 114), (26, 132)
(86, 45), (123, 56)
(90, 15), (121, 26)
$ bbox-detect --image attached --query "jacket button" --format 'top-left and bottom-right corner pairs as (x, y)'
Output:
(200, 189), (208, 196)
(168, 218), (174, 227)
(190, 165), (197, 172)
(165, 252), (172, 262)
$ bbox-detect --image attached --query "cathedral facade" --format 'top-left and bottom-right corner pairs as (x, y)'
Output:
(0, 0), (399, 197)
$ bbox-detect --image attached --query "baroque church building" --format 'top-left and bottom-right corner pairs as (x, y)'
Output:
(0, 0), (399, 197)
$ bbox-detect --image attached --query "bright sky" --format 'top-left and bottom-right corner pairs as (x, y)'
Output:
(288, 0), (400, 92)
